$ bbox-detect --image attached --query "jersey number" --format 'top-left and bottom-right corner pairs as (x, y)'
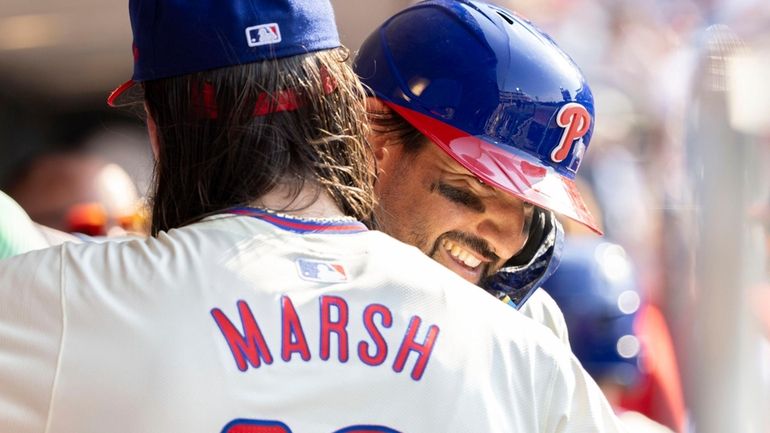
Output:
(222, 419), (401, 433)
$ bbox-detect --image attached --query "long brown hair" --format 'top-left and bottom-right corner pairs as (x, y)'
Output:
(142, 47), (374, 236)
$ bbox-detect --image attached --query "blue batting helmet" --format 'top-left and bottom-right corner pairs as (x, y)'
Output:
(542, 237), (643, 386)
(353, 0), (600, 234)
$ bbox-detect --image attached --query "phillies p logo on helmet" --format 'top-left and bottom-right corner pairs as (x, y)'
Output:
(551, 103), (592, 163)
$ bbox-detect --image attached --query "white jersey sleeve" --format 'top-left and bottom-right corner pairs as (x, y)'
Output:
(519, 288), (571, 347)
(0, 247), (64, 433)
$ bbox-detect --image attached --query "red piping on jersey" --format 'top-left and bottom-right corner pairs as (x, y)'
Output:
(227, 207), (368, 234)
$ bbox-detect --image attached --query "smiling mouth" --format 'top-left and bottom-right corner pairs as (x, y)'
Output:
(440, 238), (486, 269)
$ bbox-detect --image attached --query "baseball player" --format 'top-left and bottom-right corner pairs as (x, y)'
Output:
(543, 236), (677, 433)
(0, 1), (624, 432)
(7, 151), (145, 236)
(353, 0), (598, 344)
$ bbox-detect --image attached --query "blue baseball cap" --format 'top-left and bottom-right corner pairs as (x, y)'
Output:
(543, 238), (642, 386)
(108, 0), (341, 106)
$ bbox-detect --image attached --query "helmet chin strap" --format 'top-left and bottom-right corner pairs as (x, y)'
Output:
(481, 208), (565, 309)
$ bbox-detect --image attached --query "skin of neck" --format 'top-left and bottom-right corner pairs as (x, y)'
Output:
(249, 182), (349, 220)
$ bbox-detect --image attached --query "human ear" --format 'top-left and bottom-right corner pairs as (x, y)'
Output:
(365, 97), (403, 175)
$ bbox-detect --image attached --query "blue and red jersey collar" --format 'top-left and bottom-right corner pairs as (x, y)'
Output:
(226, 206), (368, 234)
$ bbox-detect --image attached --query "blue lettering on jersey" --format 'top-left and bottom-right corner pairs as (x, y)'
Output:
(211, 296), (440, 380)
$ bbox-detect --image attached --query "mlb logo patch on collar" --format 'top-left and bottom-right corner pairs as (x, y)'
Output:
(296, 258), (348, 283)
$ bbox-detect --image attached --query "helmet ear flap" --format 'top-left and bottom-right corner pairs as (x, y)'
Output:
(481, 208), (564, 308)
(507, 207), (547, 267)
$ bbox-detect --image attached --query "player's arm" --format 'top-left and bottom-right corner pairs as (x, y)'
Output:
(0, 246), (64, 433)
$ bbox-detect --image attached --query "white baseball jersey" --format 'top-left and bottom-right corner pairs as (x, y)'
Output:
(0, 208), (623, 433)
(520, 289), (571, 347)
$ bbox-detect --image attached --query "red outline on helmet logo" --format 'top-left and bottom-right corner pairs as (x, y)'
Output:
(551, 103), (591, 163)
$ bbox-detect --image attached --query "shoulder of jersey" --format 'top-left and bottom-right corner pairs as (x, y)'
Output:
(369, 232), (566, 337)
(520, 289), (563, 319)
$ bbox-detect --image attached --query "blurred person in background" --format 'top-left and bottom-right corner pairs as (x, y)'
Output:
(543, 229), (684, 433)
(0, 127), (151, 259)
(549, 176), (687, 433)
(4, 125), (150, 238)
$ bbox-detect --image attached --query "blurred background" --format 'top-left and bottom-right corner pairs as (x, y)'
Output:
(0, 0), (768, 432)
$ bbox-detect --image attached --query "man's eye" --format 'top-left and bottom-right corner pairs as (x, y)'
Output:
(437, 183), (485, 212)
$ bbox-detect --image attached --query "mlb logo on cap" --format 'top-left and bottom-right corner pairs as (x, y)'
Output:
(246, 23), (282, 47)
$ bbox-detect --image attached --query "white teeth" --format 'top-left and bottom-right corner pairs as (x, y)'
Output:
(443, 239), (483, 269)
(464, 255), (482, 268)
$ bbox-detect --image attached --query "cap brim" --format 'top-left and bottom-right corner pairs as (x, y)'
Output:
(107, 79), (142, 107)
(385, 101), (602, 235)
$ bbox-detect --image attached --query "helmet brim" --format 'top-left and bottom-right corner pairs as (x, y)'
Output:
(385, 101), (602, 235)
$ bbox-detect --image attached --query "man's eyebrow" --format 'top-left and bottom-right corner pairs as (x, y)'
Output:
(436, 182), (485, 212)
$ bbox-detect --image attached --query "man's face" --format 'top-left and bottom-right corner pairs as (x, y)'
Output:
(374, 139), (533, 284)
